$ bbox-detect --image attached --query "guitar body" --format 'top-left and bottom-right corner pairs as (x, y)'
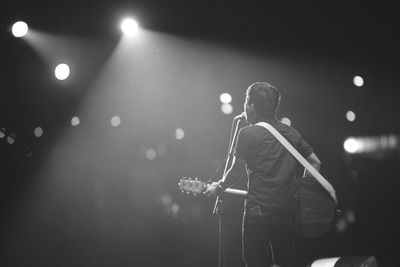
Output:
(296, 176), (336, 239)
(178, 177), (337, 239)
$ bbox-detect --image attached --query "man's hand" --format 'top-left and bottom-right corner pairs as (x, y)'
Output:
(204, 181), (224, 197)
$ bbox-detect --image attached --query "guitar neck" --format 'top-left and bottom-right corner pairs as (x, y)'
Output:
(223, 188), (247, 197)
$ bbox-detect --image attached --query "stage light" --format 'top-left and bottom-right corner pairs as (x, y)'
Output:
(280, 117), (291, 126)
(171, 203), (180, 214)
(175, 128), (185, 140)
(111, 116), (121, 127)
(71, 116), (80, 127)
(7, 133), (16, 144)
(120, 18), (139, 36)
(0, 128), (5, 138)
(311, 256), (377, 267)
(353, 75), (364, 87)
(344, 138), (361, 154)
(34, 127), (43, 138)
(145, 148), (157, 160)
(221, 103), (233, 115)
(219, 93), (232, 104)
(346, 111), (356, 122)
(54, 63), (70, 80)
(12, 21), (28, 38)
(311, 257), (341, 267)
(344, 135), (398, 154)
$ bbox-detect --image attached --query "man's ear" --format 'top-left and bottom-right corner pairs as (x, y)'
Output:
(247, 103), (254, 113)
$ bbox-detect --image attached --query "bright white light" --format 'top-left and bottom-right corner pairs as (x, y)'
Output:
(344, 138), (361, 153)
(54, 63), (70, 80)
(145, 149), (157, 160)
(71, 116), (80, 126)
(12, 21), (28, 38)
(34, 127), (43, 138)
(219, 93), (232, 104)
(346, 111), (356, 122)
(281, 117), (291, 126)
(221, 103), (233, 115)
(353, 76), (364, 87)
(175, 128), (185, 140)
(111, 116), (121, 127)
(311, 257), (341, 267)
(121, 18), (139, 36)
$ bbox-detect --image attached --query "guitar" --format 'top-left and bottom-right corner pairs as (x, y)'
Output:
(178, 177), (337, 238)
(178, 177), (247, 197)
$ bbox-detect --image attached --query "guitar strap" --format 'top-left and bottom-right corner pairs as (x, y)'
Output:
(255, 122), (338, 204)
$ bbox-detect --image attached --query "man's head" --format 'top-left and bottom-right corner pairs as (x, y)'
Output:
(244, 82), (281, 124)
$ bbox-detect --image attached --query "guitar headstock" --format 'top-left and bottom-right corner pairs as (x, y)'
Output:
(178, 177), (207, 195)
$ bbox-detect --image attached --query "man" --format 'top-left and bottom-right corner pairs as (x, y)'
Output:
(206, 82), (321, 267)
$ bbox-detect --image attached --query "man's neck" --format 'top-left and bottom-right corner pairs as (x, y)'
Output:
(254, 115), (277, 124)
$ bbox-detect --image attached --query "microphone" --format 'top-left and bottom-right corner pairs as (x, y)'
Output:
(234, 111), (246, 120)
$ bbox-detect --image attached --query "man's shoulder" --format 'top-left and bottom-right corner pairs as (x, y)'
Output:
(253, 120), (305, 140)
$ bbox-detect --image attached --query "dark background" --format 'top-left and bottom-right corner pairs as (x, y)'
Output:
(1, 0), (399, 266)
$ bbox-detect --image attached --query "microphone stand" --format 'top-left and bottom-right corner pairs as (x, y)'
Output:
(213, 117), (243, 267)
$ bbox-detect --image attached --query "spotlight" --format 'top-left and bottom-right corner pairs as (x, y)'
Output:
(353, 76), (364, 87)
(120, 18), (139, 36)
(344, 138), (361, 154)
(34, 127), (43, 138)
(0, 128), (6, 138)
(111, 116), (121, 127)
(54, 63), (70, 80)
(343, 135), (399, 154)
(346, 111), (356, 122)
(71, 116), (80, 127)
(311, 256), (377, 267)
(219, 93), (232, 104)
(145, 148), (157, 160)
(221, 103), (233, 115)
(7, 133), (16, 144)
(175, 128), (185, 140)
(12, 21), (29, 38)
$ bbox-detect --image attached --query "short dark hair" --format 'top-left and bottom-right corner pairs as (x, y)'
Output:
(246, 82), (281, 117)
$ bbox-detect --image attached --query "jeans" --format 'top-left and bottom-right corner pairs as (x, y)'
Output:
(242, 204), (295, 267)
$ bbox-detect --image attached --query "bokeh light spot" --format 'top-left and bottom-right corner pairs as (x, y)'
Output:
(175, 128), (185, 140)
(34, 127), (43, 138)
(221, 103), (233, 115)
(121, 18), (139, 36)
(219, 93), (232, 104)
(145, 149), (157, 160)
(7, 134), (16, 144)
(12, 21), (28, 37)
(346, 111), (356, 122)
(353, 76), (364, 87)
(55, 63), (70, 80)
(111, 116), (121, 127)
(344, 138), (360, 153)
(71, 116), (80, 127)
